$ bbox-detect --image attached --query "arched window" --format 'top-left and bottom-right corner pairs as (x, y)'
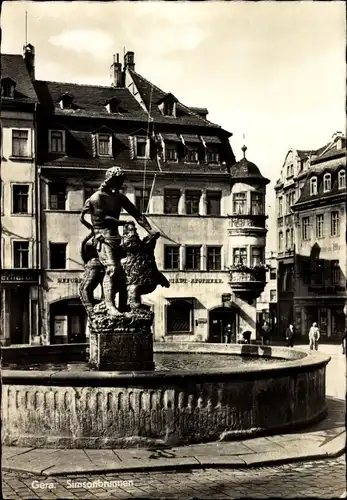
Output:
(285, 229), (290, 249)
(310, 177), (318, 196)
(166, 299), (193, 334)
(323, 173), (331, 192)
(278, 231), (283, 252)
(338, 170), (346, 189)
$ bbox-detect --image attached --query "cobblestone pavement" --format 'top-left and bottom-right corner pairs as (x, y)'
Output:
(2, 456), (346, 499)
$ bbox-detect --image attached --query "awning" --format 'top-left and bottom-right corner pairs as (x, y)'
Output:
(161, 133), (182, 142)
(182, 134), (202, 144)
(202, 135), (222, 144)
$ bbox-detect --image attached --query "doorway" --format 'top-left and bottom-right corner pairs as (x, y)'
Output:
(50, 298), (87, 344)
(9, 286), (29, 344)
(208, 307), (238, 343)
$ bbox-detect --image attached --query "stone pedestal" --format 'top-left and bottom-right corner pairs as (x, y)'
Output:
(88, 303), (155, 371)
(89, 329), (155, 371)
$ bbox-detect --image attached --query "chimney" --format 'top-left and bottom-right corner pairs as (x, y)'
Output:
(124, 51), (135, 72)
(23, 43), (35, 80)
(110, 54), (123, 87)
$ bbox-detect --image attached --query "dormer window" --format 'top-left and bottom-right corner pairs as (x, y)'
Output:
(166, 144), (178, 161)
(1, 77), (15, 98)
(207, 150), (220, 164)
(310, 177), (318, 196)
(286, 164), (294, 178)
(338, 170), (346, 189)
(48, 130), (66, 154)
(136, 137), (149, 158)
(323, 173), (331, 192)
(97, 133), (112, 156)
(105, 98), (122, 114)
(158, 93), (177, 117)
(59, 93), (74, 109)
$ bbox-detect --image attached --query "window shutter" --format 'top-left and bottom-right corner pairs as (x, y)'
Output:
(149, 137), (157, 160)
(129, 136), (135, 160)
(92, 134), (97, 158)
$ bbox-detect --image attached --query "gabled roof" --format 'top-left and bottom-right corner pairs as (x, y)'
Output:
(0, 54), (38, 102)
(128, 68), (225, 130)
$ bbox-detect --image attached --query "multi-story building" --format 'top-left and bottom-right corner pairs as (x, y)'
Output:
(275, 132), (345, 334)
(291, 137), (346, 340)
(256, 251), (277, 334)
(0, 45), (40, 345)
(31, 49), (269, 345)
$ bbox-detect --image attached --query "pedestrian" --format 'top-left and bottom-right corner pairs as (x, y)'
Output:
(342, 328), (346, 355)
(224, 324), (232, 344)
(308, 322), (320, 351)
(261, 320), (270, 345)
(286, 323), (295, 347)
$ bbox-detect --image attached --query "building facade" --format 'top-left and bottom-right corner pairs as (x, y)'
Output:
(256, 251), (277, 335)
(291, 139), (346, 339)
(0, 46), (41, 346)
(5, 48), (269, 345)
(275, 133), (346, 338)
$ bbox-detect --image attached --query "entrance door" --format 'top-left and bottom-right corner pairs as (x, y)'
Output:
(68, 309), (86, 343)
(208, 308), (237, 343)
(9, 287), (29, 344)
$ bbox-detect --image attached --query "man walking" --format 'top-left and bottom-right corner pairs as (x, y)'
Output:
(308, 322), (320, 351)
(286, 323), (295, 347)
(261, 320), (270, 345)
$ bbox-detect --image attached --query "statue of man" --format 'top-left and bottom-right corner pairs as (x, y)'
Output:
(80, 167), (158, 316)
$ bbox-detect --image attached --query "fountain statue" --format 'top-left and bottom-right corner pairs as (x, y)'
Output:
(79, 167), (169, 370)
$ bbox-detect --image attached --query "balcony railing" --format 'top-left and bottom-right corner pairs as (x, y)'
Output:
(228, 214), (267, 230)
(228, 265), (266, 299)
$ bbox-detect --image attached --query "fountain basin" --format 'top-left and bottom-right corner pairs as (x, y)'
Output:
(1, 343), (330, 448)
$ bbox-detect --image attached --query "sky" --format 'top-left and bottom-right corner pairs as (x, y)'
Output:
(1, 1), (345, 251)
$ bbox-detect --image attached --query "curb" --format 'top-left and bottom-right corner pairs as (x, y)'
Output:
(3, 439), (345, 476)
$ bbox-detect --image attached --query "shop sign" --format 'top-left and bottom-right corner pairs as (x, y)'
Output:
(196, 318), (207, 324)
(169, 278), (223, 284)
(1, 269), (39, 283)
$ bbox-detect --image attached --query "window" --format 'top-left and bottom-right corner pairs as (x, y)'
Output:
(166, 144), (178, 161)
(186, 148), (199, 163)
(135, 188), (150, 213)
(233, 247), (247, 266)
(278, 197), (283, 216)
(50, 243), (67, 269)
(286, 164), (294, 178)
(207, 151), (220, 163)
(49, 130), (65, 154)
(12, 184), (29, 214)
(164, 246), (179, 270)
(290, 227), (294, 248)
(12, 129), (29, 157)
(314, 259), (324, 285)
(13, 241), (29, 268)
(270, 268), (276, 280)
(1, 78), (15, 98)
(270, 290), (276, 302)
(49, 183), (66, 210)
(233, 192), (247, 215)
(316, 214), (324, 238)
(167, 299), (193, 333)
(59, 93), (74, 109)
(310, 177), (318, 196)
(331, 211), (339, 236)
(251, 192), (264, 215)
(164, 189), (180, 214)
(97, 134), (112, 156)
(302, 216), (310, 240)
(338, 170), (346, 189)
(323, 173), (331, 192)
(207, 246), (221, 271)
(185, 246), (201, 270)
(285, 229), (290, 249)
(251, 247), (263, 267)
(290, 191), (295, 206)
(206, 191), (221, 216)
(331, 260), (340, 285)
(185, 190), (200, 215)
(136, 137), (147, 158)
(278, 231), (283, 252)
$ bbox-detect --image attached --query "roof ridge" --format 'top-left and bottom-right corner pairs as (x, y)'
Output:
(129, 69), (220, 128)
(36, 79), (126, 90)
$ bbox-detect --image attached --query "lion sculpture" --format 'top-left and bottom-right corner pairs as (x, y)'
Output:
(121, 221), (170, 310)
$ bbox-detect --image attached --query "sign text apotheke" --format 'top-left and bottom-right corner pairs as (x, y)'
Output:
(57, 278), (82, 284)
(169, 278), (223, 284)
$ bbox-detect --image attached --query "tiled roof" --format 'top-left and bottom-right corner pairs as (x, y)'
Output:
(1, 54), (38, 102)
(128, 69), (224, 129)
(312, 144), (346, 163)
(34, 80), (146, 116)
(230, 157), (269, 184)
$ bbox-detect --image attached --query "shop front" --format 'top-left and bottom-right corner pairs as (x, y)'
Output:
(295, 299), (346, 339)
(0, 269), (39, 346)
